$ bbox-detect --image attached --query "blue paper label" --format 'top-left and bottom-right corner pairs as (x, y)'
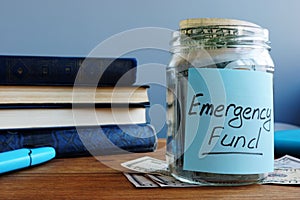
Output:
(183, 68), (274, 174)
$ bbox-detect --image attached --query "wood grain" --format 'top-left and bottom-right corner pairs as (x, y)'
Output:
(1, 139), (299, 200)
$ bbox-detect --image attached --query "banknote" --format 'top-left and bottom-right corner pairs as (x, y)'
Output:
(121, 156), (169, 175)
(123, 173), (159, 188)
(274, 155), (300, 169)
(262, 155), (300, 184)
(147, 174), (201, 187)
(122, 155), (300, 187)
(124, 173), (201, 188)
(262, 168), (300, 184)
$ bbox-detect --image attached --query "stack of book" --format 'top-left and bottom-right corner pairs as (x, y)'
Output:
(0, 55), (157, 157)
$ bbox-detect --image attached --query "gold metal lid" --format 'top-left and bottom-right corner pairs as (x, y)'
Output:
(179, 18), (261, 29)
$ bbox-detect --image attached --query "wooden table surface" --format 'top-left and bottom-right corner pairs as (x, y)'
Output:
(1, 139), (299, 200)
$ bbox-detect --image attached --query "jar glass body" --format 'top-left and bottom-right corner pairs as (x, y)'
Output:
(166, 19), (274, 186)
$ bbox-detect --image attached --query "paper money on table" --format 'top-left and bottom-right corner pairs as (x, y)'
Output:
(147, 174), (201, 187)
(261, 155), (300, 184)
(121, 156), (169, 175)
(262, 168), (300, 184)
(122, 156), (206, 187)
(123, 173), (159, 188)
(122, 155), (300, 187)
(274, 155), (300, 169)
(124, 173), (201, 188)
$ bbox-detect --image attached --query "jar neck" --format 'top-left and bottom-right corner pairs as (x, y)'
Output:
(170, 25), (271, 53)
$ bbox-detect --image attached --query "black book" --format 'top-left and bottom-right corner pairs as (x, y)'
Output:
(0, 55), (137, 86)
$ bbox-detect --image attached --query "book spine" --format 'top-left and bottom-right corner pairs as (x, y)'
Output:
(0, 124), (157, 157)
(0, 55), (137, 86)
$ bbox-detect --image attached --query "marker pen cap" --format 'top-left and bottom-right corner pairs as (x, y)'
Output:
(274, 129), (300, 157)
(30, 147), (56, 165)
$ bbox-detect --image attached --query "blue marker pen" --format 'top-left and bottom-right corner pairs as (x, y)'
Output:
(0, 147), (56, 174)
(275, 129), (300, 158)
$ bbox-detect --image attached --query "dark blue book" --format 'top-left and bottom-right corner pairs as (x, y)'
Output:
(0, 124), (157, 158)
(0, 55), (137, 86)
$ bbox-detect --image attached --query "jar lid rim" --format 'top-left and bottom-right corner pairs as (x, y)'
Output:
(180, 18), (261, 29)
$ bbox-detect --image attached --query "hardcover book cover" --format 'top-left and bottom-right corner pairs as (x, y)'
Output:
(0, 124), (157, 157)
(0, 55), (137, 86)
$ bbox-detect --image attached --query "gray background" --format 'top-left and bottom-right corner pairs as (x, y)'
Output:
(0, 0), (299, 137)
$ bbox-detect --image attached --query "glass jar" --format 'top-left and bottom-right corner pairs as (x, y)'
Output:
(166, 18), (274, 186)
